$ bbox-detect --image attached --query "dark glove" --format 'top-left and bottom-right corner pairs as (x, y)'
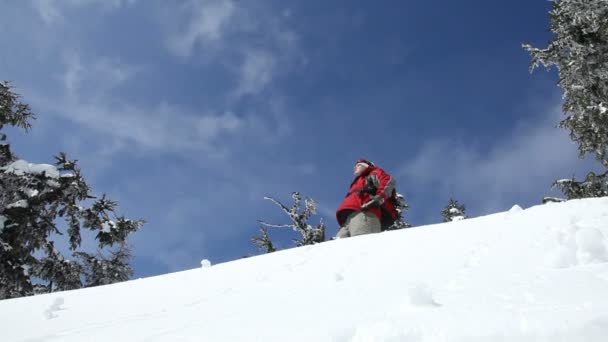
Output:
(361, 195), (384, 209)
(356, 185), (377, 196)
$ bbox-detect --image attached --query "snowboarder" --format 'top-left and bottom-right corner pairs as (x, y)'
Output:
(335, 159), (398, 238)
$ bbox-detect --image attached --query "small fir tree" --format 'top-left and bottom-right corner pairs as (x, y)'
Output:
(385, 192), (412, 230)
(442, 198), (467, 222)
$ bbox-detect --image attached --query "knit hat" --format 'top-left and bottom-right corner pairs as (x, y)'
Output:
(355, 158), (374, 167)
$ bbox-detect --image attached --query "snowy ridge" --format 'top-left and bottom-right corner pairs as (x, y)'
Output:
(1, 198), (608, 341)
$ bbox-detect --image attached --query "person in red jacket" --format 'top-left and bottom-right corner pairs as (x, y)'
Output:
(335, 158), (398, 238)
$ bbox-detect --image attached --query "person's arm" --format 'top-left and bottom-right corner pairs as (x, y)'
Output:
(361, 168), (395, 208)
(373, 168), (395, 201)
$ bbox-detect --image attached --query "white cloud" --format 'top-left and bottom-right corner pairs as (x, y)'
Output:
(399, 104), (599, 215)
(38, 97), (244, 153)
(167, 0), (236, 57)
(32, 54), (302, 163)
(31, 0), (135, 25)
(6, 0), (297, 156)
(60, 53), (140, 99)
(56, 54), (239, 152)
(164, 1), (298, 99)
(62, 55), (84, 96)
(235, 49), (276, 96)
(31, 0), (62, 24)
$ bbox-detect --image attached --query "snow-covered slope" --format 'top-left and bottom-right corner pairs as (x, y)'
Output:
(2, 198), (608, 341)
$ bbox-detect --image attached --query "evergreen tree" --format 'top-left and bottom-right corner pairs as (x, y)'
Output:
(552, 170), (608, 199)
(253, 192), (325, 252)
(0, 81), (145, 299)
(442, 198), (467, 222)
(524, 0), (608, 167)
(35, 241), (83, 293)
(75, 243), (133, 287)
(385, 192), (412, 230)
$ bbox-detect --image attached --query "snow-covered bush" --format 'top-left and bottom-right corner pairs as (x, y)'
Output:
(441, 198), (467, 222)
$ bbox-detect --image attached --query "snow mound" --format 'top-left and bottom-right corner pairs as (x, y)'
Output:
(408, 283), (440, 307)
(509, 204), (523, 212)
(44, 297), (65, 319)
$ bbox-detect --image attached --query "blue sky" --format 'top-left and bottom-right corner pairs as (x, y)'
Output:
(0, 0), (600, 277)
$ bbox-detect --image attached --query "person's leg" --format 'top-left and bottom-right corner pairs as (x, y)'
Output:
(335, 226), (350, 238)
(335, 211), (359, 238)
(349, 211), (381, 236)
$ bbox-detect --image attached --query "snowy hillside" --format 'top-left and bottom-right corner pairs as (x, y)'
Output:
(2, 198), (608, 341)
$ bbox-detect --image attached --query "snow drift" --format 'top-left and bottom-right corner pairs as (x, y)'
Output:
(1, 198), (608, 341)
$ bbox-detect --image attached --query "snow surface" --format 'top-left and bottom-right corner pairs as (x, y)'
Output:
(1, 198), (608, 341)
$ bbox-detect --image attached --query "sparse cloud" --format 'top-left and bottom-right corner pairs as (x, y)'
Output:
(31, 0), (62, 25)
(33, 92), (245, 154)
(399, 104), (599, 215)
(25, 52), (240, 155)
(167, 0), (236, 57)
(31, 0), (136, 25)
(235, 49), (276, 97)
(60, 53), (139, 99)
(30, 1), (293, 155)
(20, 0), (299, 157)
(164, 1), (298, 99)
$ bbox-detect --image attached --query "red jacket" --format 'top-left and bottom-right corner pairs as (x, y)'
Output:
(336, 166), (398, 228)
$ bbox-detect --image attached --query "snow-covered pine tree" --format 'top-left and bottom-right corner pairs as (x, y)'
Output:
(552, 170), (608, 199)
(524, 0), (608, 167)
(256, 192), (325, 249)
(442, 198), (467, 222)
(0, 81), (145, 299)
(385, 192), (412, 230)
